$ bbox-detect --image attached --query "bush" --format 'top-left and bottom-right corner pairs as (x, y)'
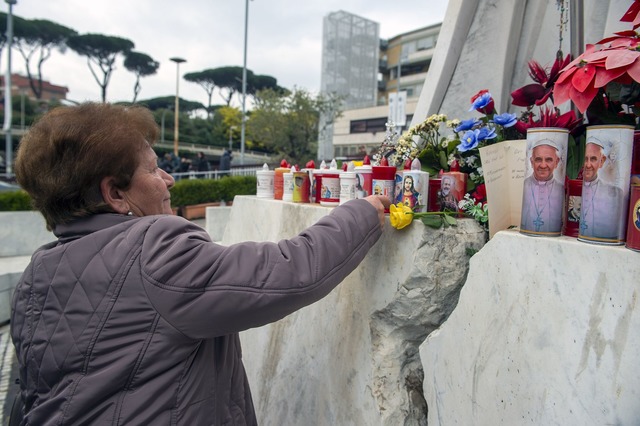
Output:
(0, 176), (258, 211)
(0, 190), (33, 211)
(171, 176), (256, 207)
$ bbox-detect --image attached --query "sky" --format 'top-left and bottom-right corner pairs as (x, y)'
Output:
(8, 0), (448, 107)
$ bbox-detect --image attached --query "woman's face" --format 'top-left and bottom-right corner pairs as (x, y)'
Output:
(123, 146), (175, 216)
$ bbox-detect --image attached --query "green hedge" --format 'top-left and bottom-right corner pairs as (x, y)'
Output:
(0, 176), (258, 211)
(0, 190), (33, 211)
(171, 176), (256, 207)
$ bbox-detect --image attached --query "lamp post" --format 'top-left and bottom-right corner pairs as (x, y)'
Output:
(170, 57), (186, 157)
(240, 0), (252, 166)
(228, 125), (236, 151)
(160, 106), (172, 143)
(3, 0), (16, 176)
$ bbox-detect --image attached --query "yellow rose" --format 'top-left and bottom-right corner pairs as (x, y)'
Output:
(389, 202), (414, 230)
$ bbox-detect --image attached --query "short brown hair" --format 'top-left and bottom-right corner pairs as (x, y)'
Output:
(15, 102), (159, 230)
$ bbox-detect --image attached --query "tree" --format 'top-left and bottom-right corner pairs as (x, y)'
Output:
(124, 51), (159, 103)
(210, 66), (253, 106)
(0, 12), (29, 71)
(13, 18), (77, 99)
(184, 69), (219, 118)
(67, 33), (134, 102)
(249, 74), (286, 97)
(137, 96), (206, 115)
(247, 87), (343, 164)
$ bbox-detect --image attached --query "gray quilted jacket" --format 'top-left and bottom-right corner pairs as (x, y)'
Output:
(11, 199), (382, 425)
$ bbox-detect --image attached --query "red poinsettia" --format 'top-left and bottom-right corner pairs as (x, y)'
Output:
(553, 1), (640, 113)
(513, 106), (582, 134)
(621, 0), (640, 28)
(511, 54), (571, 107)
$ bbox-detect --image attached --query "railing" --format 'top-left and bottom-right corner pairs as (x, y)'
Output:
(172, 166), (262, 181)
(1, 167), (262, 185)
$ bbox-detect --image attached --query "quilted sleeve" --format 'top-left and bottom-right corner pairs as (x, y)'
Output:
(140, 199), (382, 339)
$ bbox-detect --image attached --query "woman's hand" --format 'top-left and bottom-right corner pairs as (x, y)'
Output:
(364, 195), (391, 229)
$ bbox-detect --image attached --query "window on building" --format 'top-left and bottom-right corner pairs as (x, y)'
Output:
(350, 117), (388, 134)
(417, 36), (436, 51)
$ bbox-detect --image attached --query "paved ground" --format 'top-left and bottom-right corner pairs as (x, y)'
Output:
(0, 218), (207, 423)
(0, 322), (18, 425)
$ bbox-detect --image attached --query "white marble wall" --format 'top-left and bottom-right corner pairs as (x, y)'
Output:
(0, 212), (54, 323)
(420, 230), (640, 425)
(220, 196), (487, 425)
(415, 0), (631, 123)
(0, 212), (53, 257)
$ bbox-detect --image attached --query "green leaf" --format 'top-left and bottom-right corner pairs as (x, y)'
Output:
(420, 215), (444, 228)
(443, 215), (458, 226)
(438, 150), (449, 170)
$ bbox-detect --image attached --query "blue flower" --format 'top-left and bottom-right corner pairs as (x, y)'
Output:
(469, 92), (493, 112)
(457, 130), (480, 152)
(476, 126), (497, 141)
(491, 113), (517, 128)
(454, 118), (480, 132)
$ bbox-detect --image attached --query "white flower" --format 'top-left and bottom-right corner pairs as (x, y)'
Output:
(464, 155), (477, 166)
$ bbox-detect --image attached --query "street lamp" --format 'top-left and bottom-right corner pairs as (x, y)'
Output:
(240, 0), (252, 166)
(170, 57), (186, 157)
(228, 125), (236, 151)
(160, 105), (172, 143)
(4, 0), (17, 176)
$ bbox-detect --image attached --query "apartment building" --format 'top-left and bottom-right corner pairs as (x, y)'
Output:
(320, 15), (441, 161)
(0, 73), (69, 103)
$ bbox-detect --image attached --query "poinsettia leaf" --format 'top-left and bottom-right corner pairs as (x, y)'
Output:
(556, 66), (577, 86)
(605, 49), (640, 69)
(420, 215), (443, 229)
(621, 2), (640, 23)
(571, 64), (597, 92)
(626, 58), (640, 83)
(594, 66), (628, 88)
(606, 38), (636, 48)
(582, 50), (615, 63)
(527, 61), (548, 84)
(548, 54), (572, 84)
(534, 91), (553, 106)
(570, 80), (599, 113)
(511, 84), (546, 107)
(553, 79), (572, 107)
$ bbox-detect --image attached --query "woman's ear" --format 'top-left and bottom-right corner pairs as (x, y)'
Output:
(100, 176), (129, 214)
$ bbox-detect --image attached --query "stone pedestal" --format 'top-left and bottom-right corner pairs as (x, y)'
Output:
(221, 196), (487, 425)
(420, 230), (640, 425)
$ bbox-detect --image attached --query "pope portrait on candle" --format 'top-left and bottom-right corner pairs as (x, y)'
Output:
(520, 138), (565, 234)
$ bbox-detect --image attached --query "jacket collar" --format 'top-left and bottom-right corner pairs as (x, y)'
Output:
(53, 213), (135, 243)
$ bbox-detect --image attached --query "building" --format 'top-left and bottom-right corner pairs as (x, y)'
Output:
(0, 73), (69, 103)
(318, 11), (380, 161)
(325, 21), (442, 161)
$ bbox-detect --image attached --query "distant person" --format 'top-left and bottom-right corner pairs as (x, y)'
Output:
(10, 102), (390, 425)
(579, 138), (623, 240)
(219, 149), (233, 173)
(194, 151), (210, 177)
(158, 153), (174, 173)
(520, 139), (564, 234)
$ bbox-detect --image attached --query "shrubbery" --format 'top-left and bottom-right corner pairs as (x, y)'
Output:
(0, 190), (33, 211)
(0, 176), (257, 211)
(170, 176), (256, 207)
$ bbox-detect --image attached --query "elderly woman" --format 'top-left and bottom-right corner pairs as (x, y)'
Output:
(11, 103), (389, 425)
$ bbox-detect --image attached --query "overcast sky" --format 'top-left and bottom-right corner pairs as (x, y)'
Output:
(9, 0), (448, 106)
